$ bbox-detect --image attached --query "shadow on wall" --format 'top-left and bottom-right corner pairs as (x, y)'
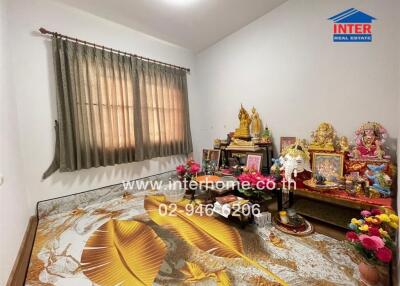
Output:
(385, 137), (397, 161)
(43, 155), (184, 189)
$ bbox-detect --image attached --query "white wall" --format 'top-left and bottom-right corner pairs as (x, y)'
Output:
(195, 0), (399, 158)
(0, 0), (30, 284)
(397, 0), (400, 282)
(6, 0), (199, 214)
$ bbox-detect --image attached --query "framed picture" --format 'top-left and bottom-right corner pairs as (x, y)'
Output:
(312, 152), (344, 181)
(246, 154), (262, 172)
(280, 137), (296, 153)
(202, 149), (221, 169)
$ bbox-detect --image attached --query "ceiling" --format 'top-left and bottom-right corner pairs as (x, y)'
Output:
(53, 0), (287, 52)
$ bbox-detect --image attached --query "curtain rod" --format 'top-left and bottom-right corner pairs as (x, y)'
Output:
(38, 27), (190, 73)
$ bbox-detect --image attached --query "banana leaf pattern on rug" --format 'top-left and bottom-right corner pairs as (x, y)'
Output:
(26, 190), (360, 285)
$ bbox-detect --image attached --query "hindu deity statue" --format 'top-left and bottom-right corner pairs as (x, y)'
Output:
(234, 105), (252, 138)
(339, 136), (350, 153)
(250, 107), (262, 138)
(279, 139), (311, 183)
(351, 122), (388, 159)
(309, 122), (336, 151)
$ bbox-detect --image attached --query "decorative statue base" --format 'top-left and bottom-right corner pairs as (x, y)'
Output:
(227, 138), (259, 151)
(309, 145), (335, 152)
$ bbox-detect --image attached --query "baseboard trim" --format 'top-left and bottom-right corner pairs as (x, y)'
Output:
(7, 216), (38, 286)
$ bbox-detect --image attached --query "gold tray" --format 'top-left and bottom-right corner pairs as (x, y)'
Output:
(195, 175), (220, 184)
(273, 217), (314, 236)
(303, 179), (339, 191)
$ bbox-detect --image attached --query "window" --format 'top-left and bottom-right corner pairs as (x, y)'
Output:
(43, 38), (192, 178)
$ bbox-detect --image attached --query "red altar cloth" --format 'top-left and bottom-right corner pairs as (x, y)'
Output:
(300, 186), (393, 209)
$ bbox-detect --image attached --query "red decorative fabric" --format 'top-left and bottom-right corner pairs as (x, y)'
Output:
(301, 187), (392, 208)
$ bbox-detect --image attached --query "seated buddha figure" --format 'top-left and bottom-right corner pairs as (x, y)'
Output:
(352, 122), (388, 159)
(309, 122), (335, 151)
(234, 105), (251, 138)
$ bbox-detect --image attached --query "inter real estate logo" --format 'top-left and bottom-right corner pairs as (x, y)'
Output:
(328, 8), (376, 42)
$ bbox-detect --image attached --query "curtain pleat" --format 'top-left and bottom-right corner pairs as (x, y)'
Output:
(43, 37), (192, 179)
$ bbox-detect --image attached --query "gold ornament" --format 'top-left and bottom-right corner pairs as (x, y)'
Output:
(180, 261), (231, 285)
(339, 136), (350, 152)
(309, 122), (336, 151)
(281, 139), (310, 161)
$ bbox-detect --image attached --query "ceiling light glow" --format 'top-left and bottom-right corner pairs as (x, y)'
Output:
(163, 0), (199, 6)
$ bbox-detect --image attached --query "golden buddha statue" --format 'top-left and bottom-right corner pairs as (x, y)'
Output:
(234, 104), (251, 138)
(309, 122), (336, 151)
(250, 107), (262, 138)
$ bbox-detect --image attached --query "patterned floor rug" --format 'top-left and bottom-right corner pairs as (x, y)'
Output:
(25, 189), (361, 286)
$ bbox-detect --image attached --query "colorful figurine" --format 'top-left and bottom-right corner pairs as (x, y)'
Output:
(270, 158), (282, 179)
(366, 164), (392, 197)
(260, 127), (272, 144)
(339, 136), (350, 152)
(279, 140), (311, 182)
(352, 122), (389, 159)
(234, 104), (252, 138)
(309, 122), (336, 151)
(314, 174), (326, 185)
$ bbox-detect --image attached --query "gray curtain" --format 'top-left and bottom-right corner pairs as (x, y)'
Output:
(43, 37), (192, 179)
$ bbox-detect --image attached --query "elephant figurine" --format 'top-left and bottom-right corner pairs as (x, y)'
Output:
(279, 153), (311, 182)
(366, 164), (392, 197)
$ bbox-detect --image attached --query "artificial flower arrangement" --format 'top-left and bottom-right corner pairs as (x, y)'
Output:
(176, 159), (201, 181)
(346, 208), (398, 264)
(237, 172), (274, 201)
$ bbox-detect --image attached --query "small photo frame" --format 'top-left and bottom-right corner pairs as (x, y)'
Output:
(246, 154), (262, 172)
(280, 137), (296, 153)
(312, 152), (344, 181)
(202, 149), (221, 168)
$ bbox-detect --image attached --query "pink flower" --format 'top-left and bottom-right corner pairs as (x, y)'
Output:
(369, 236), (385, 248)
(375, 247), (392, 263)
(368, 227), (381, 237)
(361, 210), (372, 218)
(237, 172), (273, 189)
(176, 165), (186, 175)
(189, 163), (200, 174)
(346, 231), (359, 242)
(359, 234), (384, 250)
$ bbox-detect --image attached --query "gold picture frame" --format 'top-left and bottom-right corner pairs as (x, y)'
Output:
(312, 152), (344, 181)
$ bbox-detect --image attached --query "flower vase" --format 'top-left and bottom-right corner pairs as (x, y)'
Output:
(358, 262), (380, 285)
